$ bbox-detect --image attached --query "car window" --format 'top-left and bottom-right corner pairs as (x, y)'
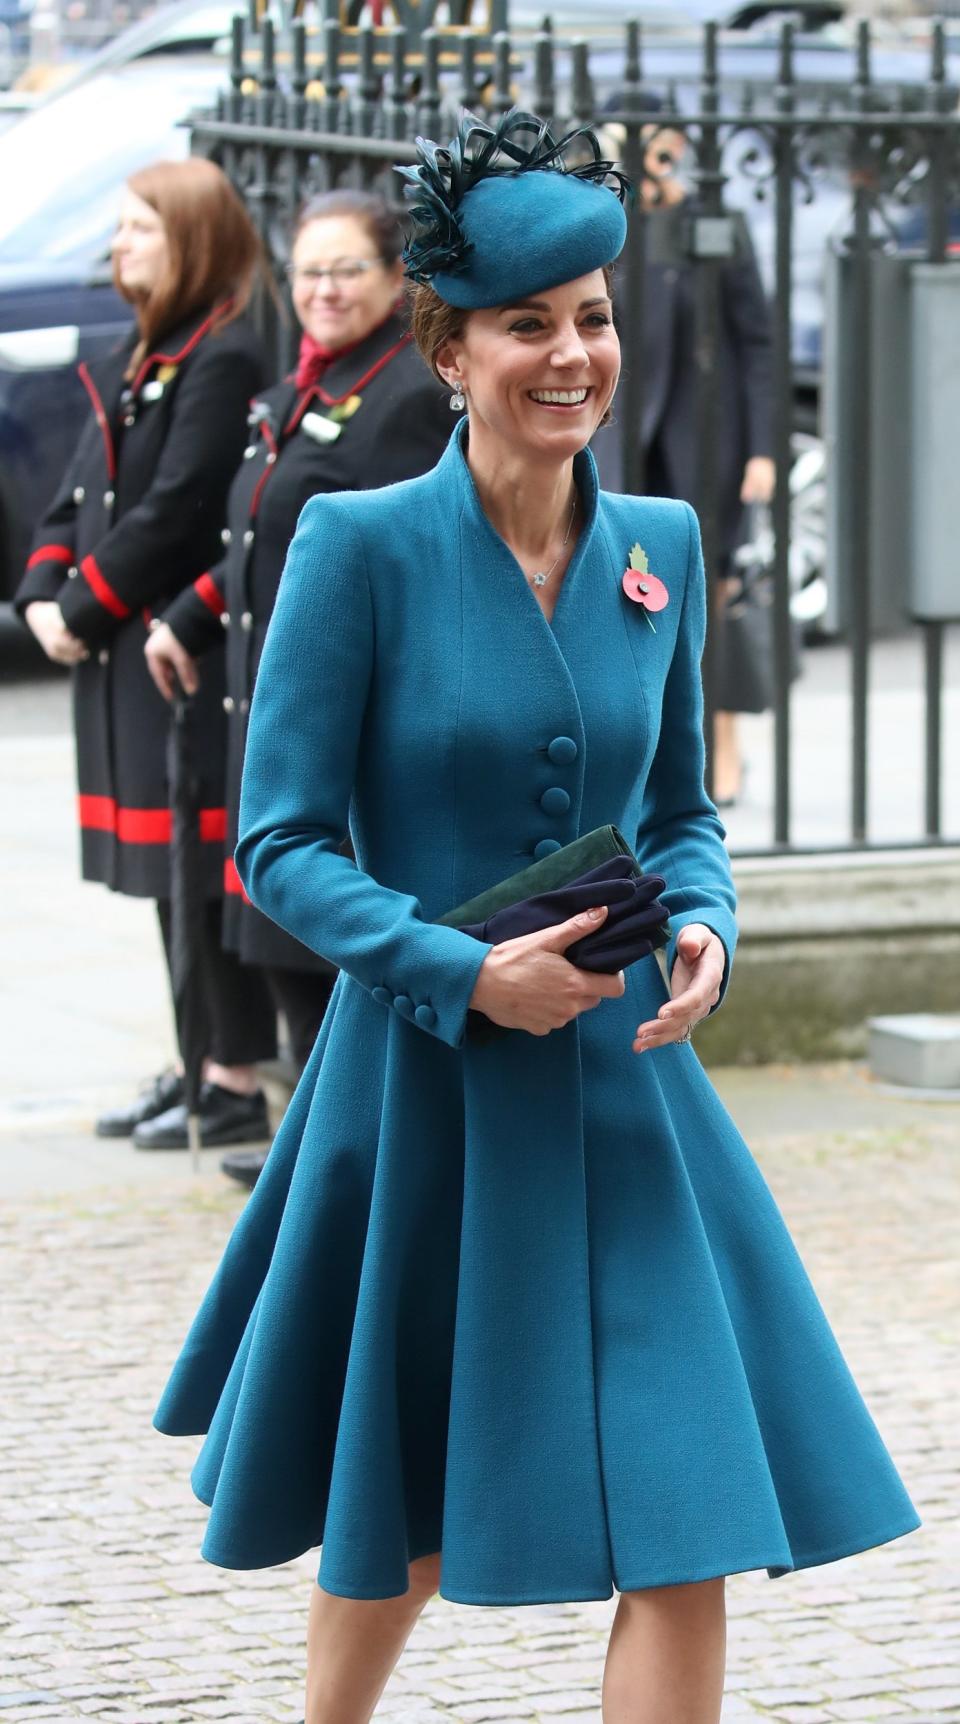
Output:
(0, 60), (223, 271)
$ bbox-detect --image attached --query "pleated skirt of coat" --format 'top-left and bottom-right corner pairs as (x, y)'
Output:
(154, 953), (921, 1604)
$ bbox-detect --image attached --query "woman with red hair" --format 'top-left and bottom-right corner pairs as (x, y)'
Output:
(15, 158), (277, 1149)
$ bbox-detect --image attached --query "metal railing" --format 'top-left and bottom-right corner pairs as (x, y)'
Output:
(190, 8), (960, 855)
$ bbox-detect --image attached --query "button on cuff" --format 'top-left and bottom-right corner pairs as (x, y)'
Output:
(414, 1004), (437, 1030)
(534, 838), (562, 861)
(371, 986), (392, 1006)
(393, 994), (414, 1019)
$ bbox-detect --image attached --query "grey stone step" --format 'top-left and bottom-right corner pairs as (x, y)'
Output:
(868, 1013), (960, 1090)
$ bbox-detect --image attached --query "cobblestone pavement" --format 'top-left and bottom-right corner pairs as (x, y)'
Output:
(1, 1103), (957, 1724)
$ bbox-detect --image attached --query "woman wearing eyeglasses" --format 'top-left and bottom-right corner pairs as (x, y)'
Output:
(145, 189), (452, 1182)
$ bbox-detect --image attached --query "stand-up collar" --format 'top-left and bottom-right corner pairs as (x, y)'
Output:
(440, 413), (600, 557)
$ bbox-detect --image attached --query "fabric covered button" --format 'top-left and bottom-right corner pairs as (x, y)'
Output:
(393, 994), (414, 1018)
(540, 786), (571, 816)
(533, 838), (562, 861)
(371, 986), (392, 1006)
(414, 1004), (438, 1030)
(547, 735), (577, 765)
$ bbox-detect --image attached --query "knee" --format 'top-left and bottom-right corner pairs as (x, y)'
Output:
(407, 1551), (441, 1603)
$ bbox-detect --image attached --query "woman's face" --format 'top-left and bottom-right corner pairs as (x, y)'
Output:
(290, 214), (403, 349)
(111, 188), (169, 295)
(438, 270), (620, 464)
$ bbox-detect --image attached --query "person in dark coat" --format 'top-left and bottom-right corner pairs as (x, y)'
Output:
(594, 104), (776, 803)
(144, 189), (452, 1186)
(15, 157), (278, 1148)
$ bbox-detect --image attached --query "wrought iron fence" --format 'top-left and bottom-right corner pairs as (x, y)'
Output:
(189, 8), (960, 855)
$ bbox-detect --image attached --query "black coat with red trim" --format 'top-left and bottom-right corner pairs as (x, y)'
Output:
(162, 310), (451, 971)
(14, 306), (265, 899)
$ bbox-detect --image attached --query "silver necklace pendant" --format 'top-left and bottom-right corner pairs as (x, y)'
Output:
(532, 572), (548, 588)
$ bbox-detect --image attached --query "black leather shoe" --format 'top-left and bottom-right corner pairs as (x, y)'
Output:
(132, 1082), (270, 1150)
(219, 1148), (269, 1189)
(95, 1068), (185, 1138)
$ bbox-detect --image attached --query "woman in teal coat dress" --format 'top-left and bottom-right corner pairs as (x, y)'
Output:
(155, 114), (919, 1724)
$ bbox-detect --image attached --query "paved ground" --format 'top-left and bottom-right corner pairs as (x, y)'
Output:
(1, 626), (958, 1724)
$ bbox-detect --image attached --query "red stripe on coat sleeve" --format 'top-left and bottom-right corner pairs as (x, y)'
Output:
(27, 544), (74, 571)
(194, 572), (226, 617)
(80, 555), (132, 620)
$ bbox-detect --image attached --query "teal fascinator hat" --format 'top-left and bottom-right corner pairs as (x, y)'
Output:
(396, 109), (630, 310)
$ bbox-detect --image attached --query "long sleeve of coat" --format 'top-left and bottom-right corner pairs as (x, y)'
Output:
(235, 494), (492, 1050)
(162, 559), (228, 657)
(58, 342), (261, 646)
(634, 502), (738, 1006)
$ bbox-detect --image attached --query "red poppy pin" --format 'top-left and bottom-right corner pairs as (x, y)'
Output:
(622, 543), (669, 633)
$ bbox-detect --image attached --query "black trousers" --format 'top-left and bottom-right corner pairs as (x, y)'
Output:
(265, 964), (337, 1076)
(157, 899), (278, 1069)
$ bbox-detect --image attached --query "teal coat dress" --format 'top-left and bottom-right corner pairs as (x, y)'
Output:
(155, 419), (920, 1605)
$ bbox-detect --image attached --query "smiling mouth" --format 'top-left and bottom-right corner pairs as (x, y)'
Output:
(528, 387), (590, 407)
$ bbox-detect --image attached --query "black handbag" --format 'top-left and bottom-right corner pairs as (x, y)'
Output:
(714, 506), (802, 715)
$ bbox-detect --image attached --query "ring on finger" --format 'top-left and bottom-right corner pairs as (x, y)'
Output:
(675, 1021), (692, 1045)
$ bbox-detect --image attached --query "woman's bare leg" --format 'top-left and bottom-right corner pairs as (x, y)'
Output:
(304, 1551), (441, 1724)
(712, 709), (742, 804)
(602, 1576), (727, 1724)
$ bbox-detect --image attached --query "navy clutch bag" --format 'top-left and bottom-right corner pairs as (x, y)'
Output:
(459, 855), (669, 975)
(439, 823), (635, 929)
(439, 829), (670, 1039)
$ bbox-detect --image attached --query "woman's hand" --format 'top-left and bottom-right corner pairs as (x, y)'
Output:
(469, 905), (626, 1036)
(24, 601), (89, 665)
(633, 923), (725, 1052)
(144, 621), (199, 701)
(740, 455), (776, 505)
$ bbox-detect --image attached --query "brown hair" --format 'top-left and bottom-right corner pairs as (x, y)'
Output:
(116, 158), (265, 375)
(293, 189), (404, 264)
(408, 262), (617, 425)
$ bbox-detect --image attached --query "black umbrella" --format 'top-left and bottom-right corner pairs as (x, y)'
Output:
(166, 690), (210, 1174)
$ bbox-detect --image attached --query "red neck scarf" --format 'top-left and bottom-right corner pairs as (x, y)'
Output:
(294, 330), (368, 392)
